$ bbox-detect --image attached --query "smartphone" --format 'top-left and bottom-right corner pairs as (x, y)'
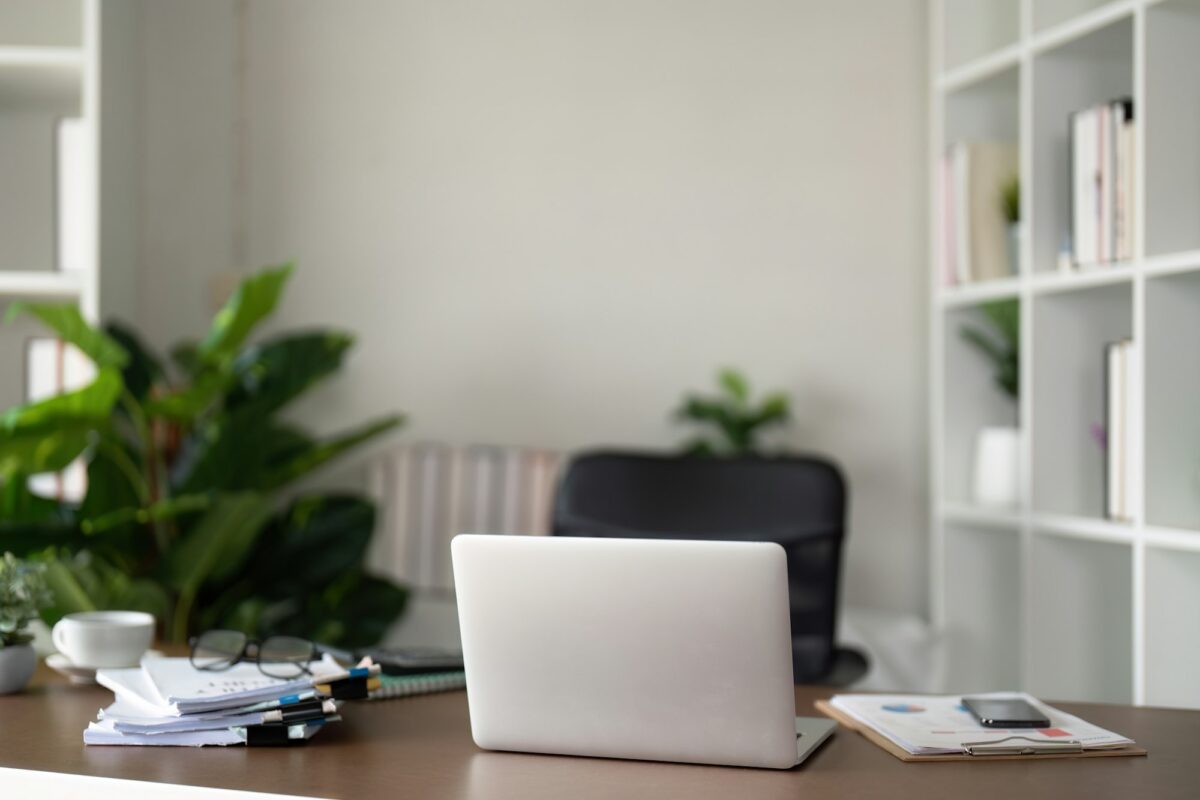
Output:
(962, 697), (1050, 729)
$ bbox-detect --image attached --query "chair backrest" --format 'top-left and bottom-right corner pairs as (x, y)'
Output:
(552, 450), (848, 682)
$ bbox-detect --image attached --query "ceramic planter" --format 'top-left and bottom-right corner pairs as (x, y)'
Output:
(0, 644), (36, 694)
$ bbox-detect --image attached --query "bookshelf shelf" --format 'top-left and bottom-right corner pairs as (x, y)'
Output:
(1143, 249), (1200, 277)
(939, 502), (1023, 530)
(1144, 525), (1200, 553)
(932, 0), (1200, 709)
(1030, 0), (1136, 53)
(1029, 264), (1134, 295)
(938, 44), (1020, 93)
(937, 276), (1020, 307)
(1031, 512), (1136, 543)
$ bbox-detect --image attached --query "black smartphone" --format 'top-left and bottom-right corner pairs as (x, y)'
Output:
(962, 697), (1050, 728)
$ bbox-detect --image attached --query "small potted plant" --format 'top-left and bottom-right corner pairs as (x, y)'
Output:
(675, 368), (791, 456)
(0, 552), (51, 694)
(960, 300), (1020, 508)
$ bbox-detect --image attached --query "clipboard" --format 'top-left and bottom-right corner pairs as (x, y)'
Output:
(814, 699), (1148, 762)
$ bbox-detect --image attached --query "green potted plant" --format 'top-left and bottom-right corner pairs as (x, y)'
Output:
(675, 368), (791, 456)
(1001, 175), (1020, 276)
(960, 299), (1020, 507)
(0, 264), (407, 646)
(0, 552), (51, 694)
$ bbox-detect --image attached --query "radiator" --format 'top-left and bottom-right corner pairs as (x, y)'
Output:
(365, 443), (564, 593)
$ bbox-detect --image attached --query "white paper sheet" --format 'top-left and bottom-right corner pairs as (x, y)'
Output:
(829, 692), (1134, 755)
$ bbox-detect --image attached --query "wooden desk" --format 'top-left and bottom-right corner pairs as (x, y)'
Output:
(1, 664), (1197, 799)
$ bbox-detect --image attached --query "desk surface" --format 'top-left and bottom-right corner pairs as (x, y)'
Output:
(2, 664), (1197, 800)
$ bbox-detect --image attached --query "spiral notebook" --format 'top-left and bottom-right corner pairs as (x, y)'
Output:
(367, 671), (467, 700)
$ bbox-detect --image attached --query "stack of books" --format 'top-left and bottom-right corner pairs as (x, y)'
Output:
(939, 140), (1019, 286)
(1071, 98), (1135, 267)
(87, 656), (382, 747)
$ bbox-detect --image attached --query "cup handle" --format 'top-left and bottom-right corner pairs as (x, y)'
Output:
(52, 620), (69, 656)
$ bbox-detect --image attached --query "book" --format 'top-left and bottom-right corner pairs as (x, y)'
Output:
(940, 141), (1017, 285)
(367, 671), (467, 701)
(1105, 339), (1134, 522)
(1071, 99), (1135, 268)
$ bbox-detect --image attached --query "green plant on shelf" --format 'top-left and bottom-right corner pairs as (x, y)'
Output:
(0, 264), (406, 645)
(675, 368), (791, 456)
(1000, 175), (1019, 225)
(0, 553), (51, 648)
(959, 299), (1019, 401)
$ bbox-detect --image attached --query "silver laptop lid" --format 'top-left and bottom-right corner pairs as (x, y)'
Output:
(452, 534), (800, 769)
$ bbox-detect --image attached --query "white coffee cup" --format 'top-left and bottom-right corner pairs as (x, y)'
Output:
(51, 611), (155, 668)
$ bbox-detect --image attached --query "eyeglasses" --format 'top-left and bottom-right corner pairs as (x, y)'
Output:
(189, 629), (320, 679)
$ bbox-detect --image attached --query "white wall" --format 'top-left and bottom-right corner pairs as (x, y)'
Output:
(136, 0), (930, 617)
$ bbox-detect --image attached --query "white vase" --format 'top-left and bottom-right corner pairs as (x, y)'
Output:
(0, 644), (36, 695)
(972, 426), (1020, 508)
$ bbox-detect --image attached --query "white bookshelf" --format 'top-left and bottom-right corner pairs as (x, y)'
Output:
(931, 0), (1200, 708)
(0, 0), (136, 410)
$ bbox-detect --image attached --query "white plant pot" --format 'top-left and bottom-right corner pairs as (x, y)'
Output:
(0, 644), (36, 695)
(972, 426), (1020, 508)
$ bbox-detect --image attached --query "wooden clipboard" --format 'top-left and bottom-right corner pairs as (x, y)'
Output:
(814, 699), (1148, 762)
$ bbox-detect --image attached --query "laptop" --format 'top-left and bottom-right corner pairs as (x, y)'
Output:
(451, 534), (835, 769)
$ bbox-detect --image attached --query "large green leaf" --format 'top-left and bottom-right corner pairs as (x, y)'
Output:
(170, 412), (311, 494)
(259, 414), (403, 489)
(6, 303), (129, 369)
(0, 427), (93, 477)
(143, 372), (228, 422)
(164, 492), (272, 640)
(105, 321), (165, 401)
(248, 495), (375, 592)
(199, 264), (294, 364)
(41, 555), (98, 618)
(79, 443), (144, 522)
(1, 368), (122, 433)
(265, 569), (407, 647)
(39, 551), (168, 626)
(0, 520), (81, 557)
(226, 330), (354, 416)
(162, 492), (271, 593)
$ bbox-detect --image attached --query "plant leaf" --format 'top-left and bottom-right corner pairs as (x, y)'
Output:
(258, 414), (403, 489)
(105, 321), (165, 401)
(162, 492), (272, 593)
(1, 368), (122, 433)
(41, 556), (98, 618)
(717, 368), (749, 403)
(143, 372), (229, 422)
(6, 303), (129, 369)
(0, 428), (93, 477)
(246, 495), (375, 592)
(199, 264), (294, 364)
(226, 330), (355, 416)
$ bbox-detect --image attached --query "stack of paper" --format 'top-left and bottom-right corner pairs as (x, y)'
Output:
(87, 656), (382, 747)
(829, 693), (1135, 756)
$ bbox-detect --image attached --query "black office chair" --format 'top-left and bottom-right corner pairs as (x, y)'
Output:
(552, 450), (869, 686)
